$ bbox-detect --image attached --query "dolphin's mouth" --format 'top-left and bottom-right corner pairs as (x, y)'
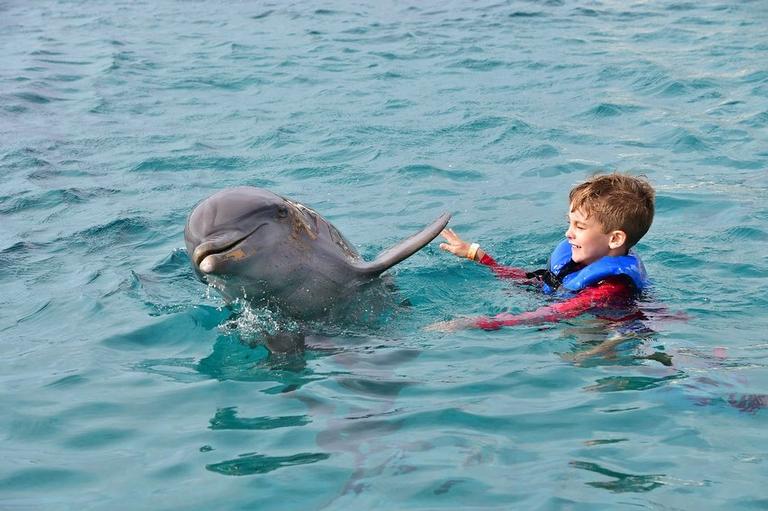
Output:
(192, 223), (265, 270)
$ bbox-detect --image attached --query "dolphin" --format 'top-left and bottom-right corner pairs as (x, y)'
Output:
(184, 186), (450, 320)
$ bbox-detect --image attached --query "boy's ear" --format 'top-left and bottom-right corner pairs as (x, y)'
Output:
(608, 230), (627, 250)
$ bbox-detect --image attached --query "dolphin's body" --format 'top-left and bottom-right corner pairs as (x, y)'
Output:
(184, 187), (450, 320)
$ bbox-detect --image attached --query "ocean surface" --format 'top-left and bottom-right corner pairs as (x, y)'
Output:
(2, 1), (767, 509)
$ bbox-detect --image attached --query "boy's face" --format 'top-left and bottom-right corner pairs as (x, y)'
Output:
(565, 205), (626, 265)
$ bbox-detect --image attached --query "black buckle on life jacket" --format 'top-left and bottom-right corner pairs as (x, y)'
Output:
(526, 269), (560, 290)
(526, 260), (579, 292)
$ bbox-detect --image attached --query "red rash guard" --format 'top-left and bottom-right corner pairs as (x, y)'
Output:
(471, 253), (637, 330)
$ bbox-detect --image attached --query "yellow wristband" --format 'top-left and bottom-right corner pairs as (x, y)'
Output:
(467, 243), (480, 261)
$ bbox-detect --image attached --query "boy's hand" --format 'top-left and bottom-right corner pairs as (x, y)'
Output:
(439, 228), (470, 258)
(424, 317), (476, 332)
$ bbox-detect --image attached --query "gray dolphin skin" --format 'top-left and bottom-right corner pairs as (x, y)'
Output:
(184, 186), (450, 319)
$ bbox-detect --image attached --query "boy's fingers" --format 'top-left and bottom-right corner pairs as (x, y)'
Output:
(440, 233), (456, 245)
(439, 243), (459, 255)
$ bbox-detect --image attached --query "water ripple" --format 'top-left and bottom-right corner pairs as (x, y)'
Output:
(580, 102), (645, 119)
(0, 468), (93, 491)
(206, 451), (330, 476)
(396, 164), (484, 182)
(208, 407), (310, 430)
(132, 156), (248, 173)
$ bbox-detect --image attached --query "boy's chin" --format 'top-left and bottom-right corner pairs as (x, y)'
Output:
(571, 251), (595, 265)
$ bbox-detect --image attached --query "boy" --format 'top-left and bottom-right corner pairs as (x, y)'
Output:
(427, 173), (655, 332)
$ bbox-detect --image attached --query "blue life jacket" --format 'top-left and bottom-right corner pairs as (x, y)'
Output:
(539, 239), (648, 295)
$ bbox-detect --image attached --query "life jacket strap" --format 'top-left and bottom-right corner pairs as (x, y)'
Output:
(526, 259), (580, 292)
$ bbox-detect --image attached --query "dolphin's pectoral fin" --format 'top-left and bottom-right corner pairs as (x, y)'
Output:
(352, 212), (451, 277)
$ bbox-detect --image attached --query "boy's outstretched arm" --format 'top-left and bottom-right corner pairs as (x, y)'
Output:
(438, 228), (530, 281)
(426, 277), (632, 332)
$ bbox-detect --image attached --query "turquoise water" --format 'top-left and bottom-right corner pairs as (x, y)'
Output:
(2, 0), (767, 509)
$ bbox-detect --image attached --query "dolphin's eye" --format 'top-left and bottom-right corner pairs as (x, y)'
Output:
(277, 206), (289, 219)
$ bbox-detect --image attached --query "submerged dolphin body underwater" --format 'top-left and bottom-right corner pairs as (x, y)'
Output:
(184, 186), (450, 327)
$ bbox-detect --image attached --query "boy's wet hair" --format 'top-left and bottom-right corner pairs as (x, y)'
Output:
(569, 173), (655, 248)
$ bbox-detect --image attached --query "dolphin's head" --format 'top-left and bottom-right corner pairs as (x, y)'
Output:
(184, 187), (314, 298)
